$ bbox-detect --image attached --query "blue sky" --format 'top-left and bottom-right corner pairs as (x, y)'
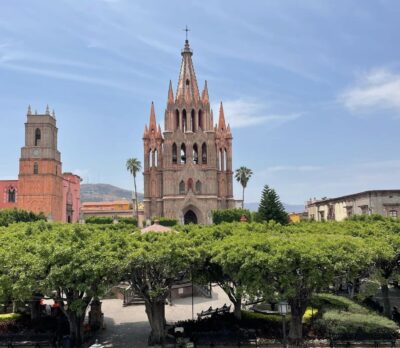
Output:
(1, 0), (400, 205)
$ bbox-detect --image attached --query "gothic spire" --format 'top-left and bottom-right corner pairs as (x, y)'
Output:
(149, 101), (157, 132)
(176, 40), (200, 103)
(168, 80), (174, 104)
(27, 105), (32, 115)
(45, 104), (50, 115)
(218, 102), (226, 131)
(202, 80), (209, 104)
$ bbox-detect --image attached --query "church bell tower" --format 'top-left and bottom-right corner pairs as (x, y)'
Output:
(17, 106), (64, 221)
(143, 39), (235, 224)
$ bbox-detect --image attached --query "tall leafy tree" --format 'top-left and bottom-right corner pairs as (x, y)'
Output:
(257, 184), (288, 224)
(125, 232), (198, 345)
(234, 166), (253, 209)
(126, 158), (142, 224)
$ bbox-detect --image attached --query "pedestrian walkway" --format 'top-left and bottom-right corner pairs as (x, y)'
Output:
(97, 285), (231, 347)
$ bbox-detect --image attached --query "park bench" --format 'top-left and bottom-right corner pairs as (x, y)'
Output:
(197, 304), (231, 319)
(0, 334), (56, 347)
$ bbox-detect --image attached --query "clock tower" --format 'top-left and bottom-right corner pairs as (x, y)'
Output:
(17, 106), (64, 221)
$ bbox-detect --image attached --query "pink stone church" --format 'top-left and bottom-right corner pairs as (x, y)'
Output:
(143, 39), (235, 224)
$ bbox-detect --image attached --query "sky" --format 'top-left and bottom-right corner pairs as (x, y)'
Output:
(1, 0), (400, 205)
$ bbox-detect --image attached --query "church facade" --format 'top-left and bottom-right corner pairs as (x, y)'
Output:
(0, 106), (81, 223)
(143, 40), (235, 224)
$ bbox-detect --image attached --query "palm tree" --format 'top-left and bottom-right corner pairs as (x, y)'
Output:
(126, 158), (142, 224)
(234, 166), (253, 209)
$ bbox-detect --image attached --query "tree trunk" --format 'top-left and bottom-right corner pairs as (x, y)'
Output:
(145, 300), (166, 345)
(66, 311), (85, 348)
(30, 300), (41, 320)
(381, 283), (391, 318)
(234, 296), (242, 320)
(288, 299), (307, 345)
(242, 187), (245, 209)
(134, 176), (139, 226)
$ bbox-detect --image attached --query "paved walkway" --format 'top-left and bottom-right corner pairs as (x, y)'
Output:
(96, 286), (231, 347)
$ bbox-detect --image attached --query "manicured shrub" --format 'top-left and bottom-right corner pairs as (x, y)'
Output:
(151, 217), (178, 226)
(0, 208), (46, 227)
(212, 208), (251, 225)
(85, 216), (114, 224)
(311, 294), (399, 340)
(118, 217), (138, 225)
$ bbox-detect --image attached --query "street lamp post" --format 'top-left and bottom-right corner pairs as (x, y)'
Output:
(278, 300), (289, 348)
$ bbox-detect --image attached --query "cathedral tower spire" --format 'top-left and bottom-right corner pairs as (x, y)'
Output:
(149, 101), (157, 132)
(176, 40), (200, 103)
(168, 80), (174, 105)
(218, 102), (226, 131)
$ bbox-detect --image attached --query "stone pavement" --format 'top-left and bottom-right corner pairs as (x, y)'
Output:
(96, 285), (231, 348)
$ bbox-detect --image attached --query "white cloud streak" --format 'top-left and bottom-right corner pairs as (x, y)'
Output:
(216, 99), (301, 129)
(340, 68), (400, 115)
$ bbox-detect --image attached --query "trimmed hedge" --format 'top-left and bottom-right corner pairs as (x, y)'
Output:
(85, 216), (114, 224)
(212, 208), (252, 225)
(312, 294), (399, 340)
(0, 208), (46, 227)
(118, 217), (138, 225)
(151, 217), (178, 227)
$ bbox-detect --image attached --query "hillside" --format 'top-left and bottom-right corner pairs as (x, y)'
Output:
(81, 184), (143, 203)
(81, 184), (304, 212)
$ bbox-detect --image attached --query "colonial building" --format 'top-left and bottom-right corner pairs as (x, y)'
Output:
(143, 39), (235, 224)
(306, 190), (400, 221)
(0, 106), (81, 222)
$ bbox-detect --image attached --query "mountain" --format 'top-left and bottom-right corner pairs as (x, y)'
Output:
(81, 184), (304, 212)
(81, 183), (144, 203)
(245, 202), (305, 213)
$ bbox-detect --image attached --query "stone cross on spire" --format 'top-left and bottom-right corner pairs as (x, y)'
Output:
(183, 25), (190, 41)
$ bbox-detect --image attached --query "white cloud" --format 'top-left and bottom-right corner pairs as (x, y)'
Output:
(215, 99), (301, 129)
(340, 68), (400, 115)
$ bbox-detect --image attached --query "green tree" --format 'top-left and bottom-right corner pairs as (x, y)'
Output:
(0, 222), (130, 347)
(126, 158), (142, 225)
(257, 185), (288, 224)
(235, 166), (253, 209)
(125, 232), (197, 345)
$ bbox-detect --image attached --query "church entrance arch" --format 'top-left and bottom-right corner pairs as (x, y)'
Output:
(184, 210), (198, 224)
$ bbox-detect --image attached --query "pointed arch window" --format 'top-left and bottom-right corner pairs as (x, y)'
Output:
(35, 128), (41, 146)
(33, 162), (39, 175)
(195, 180), (202, 194)
(172, 143), (177, 164)
(224, 148), (228, 171)
(202, 143), (207, 164)
(154, 149), (158, 167)
(149, 149), (153, 168)
(7, 187), (16, 203)
(191, 109), (195, 132)
(175, 110), (180, 130)
(219, 149), (223, 171)
(179, 180), (185, 194)
(198, 110), (203, 130)
(180, 144), (186, 164)
(182, 109), (187, 132)
(192, 143), (198, 164)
